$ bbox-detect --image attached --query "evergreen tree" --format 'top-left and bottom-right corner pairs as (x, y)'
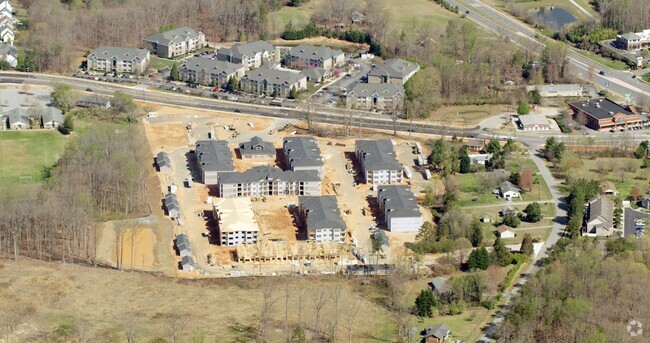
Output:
(63, 114), (74, 132)
(460, 151), (471, 174)
(470, 218), (483, 247)
(521, 233), (534, 256)
(467, 247), (490, 270)
(503, 210), (521, 228)
(414, 289), (438, 317)
(486, 139), (501, 154)
(170, 62), (179, 81)
(517, 101), (530, 115)
(288, 86), (297, 99)
(524, 202), (543, 222)
(491, 237), (513, 266)
(634, 140), (648, 159)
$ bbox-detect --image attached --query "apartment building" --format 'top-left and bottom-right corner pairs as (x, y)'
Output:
(195, 140), (235, 185)
(239, 136), (276, 159)
(86, 46), (150, 74)
(142, 27), (206, 58)
(216, 40), (278, 70)
(218, 166), (321, 198)
(285, 44), (345, 70)
(299, 196), (346, 242)
(368, 59), (420, 85)
(240, 66), (307, 97)
(213, 198), (259, 246)
(179, 57), (245, 87)
(377, 185), (423, 232)
(282, 136), (324, 178)
(356, 140), (403, 184)
(346, 83), (405, 112)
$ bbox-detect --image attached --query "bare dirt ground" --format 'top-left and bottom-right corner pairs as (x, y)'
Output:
(253, 197), (300, 242)
(0, 258), (395, 342)
(119, 228), (156, 269)
(269, 36), (369, 52)
(145, 123), (190, 150)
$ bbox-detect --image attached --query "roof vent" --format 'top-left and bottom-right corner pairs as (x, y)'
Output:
(609, 111), (614, 115)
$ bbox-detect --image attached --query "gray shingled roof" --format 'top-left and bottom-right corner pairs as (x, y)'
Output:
(356, 140), (401, 171)
(428, 277), (451, 293)
(499, 181), (519, 193)
(348, 83), (404, 98)
(243, 66), (305, 86)
(218, 40), (274, 60)
(299, 196), (346, 231)
(378, 185), (421, 219)
(196, 140), (235, 172)
(368, 59), (419, 79)
(175, 233), (191, 253)
(621, 32), (642, 40)
(88, 46), (149, 62)
(301, 67), (330, 81)
(143, 27), (202, 46)
(164, 193), (180, 213)
(181, 255), (195, 267)
(0, 42), (16, 57)
(283, 136), (323, 168)
(588, 196), (613, 228)
(156, 151), (171, 169)
(5, 107), (29, 125)
(218, 166), (320, 184)
(569, 98), (635, 120)
(181, 57), (242, 76)
(42, 107), (63, 125)
(239, 136), (274, 157)
(288, 44), (343, 62)
(424, 324), (450, 339)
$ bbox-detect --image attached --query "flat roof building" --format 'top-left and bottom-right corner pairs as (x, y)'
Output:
(213, 197), (259, 246)
(195, 140), (235, 185)
(518, 115), (551, 131)
(299, 196), (346, 243)
(356, 140), (403, 184)
(377, 185), (422, 232)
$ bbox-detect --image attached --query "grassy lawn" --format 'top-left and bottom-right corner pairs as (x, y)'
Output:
(150, 57), (177, 71)
(0, 130), (68, 186)
(269, 0), (459, 36)
(641, 72), (650, 84)
(502, 227), (552, 245)
(417, 104), (507, 128)
(572, 48), (629, 71)
(571, 157), (646, 199)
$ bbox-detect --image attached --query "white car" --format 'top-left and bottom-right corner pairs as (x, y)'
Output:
(229, 96), (238, 101)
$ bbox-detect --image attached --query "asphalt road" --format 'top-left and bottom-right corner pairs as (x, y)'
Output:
(624, 207), (649, 238)
(447, 0), (650, 104)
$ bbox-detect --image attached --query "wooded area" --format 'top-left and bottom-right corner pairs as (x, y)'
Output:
(0, 124), (150, 262)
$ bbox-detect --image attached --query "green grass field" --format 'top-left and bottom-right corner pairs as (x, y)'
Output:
(268, 0), (459, 36)
(150, 57), (177, 71)
(572, 49), (629, 71)
(0, 130), (68, 186)
(571, 157), (645, 199)
(642, 72), (650, 84)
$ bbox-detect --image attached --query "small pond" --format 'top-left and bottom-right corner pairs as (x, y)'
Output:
(533, 6), (577, 30)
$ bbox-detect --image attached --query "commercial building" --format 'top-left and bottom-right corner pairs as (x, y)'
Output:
(525, 84), (582, 97)
(299, 196), (346, 242)
(568, 98), (643, 131)
(615, 29), (650, 51)
(377, 185), (422, 232)
(218, 166), (321, 198)
(367, 59), (419, 85)
(86, 46), (150, 74)
(356, 140), (403, 184)
(216, 40), (278, 70)
(213, 198), (259, 246)
(195, 140), (235, 185)
(518, 115), (551, 131)
(240, 66), (307, 97)
(346, 83), (405, 113)
(239, 136), (275, 159)
(583, 196), (614, 237)
(282, 136), (324, 178)
(284, 44), (345, 70)
(179, 57), (245, 87)
(142, 27), (206, 58)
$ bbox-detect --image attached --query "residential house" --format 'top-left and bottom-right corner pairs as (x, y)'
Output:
(213, 198), (259, 246)
(76, 95), (111, 109)
(525, 84), (582, 98)
(0, 0), (12, 17)
(466, 138), (485, 152)
(428, 277), (452, 300)
(175, 233), (192, 257)
(239, 136), (275, 159)
(641, 194), (650, 209)
(218, 166), (321, 198)
(5, 107), (29, 129)
(600, 181), (618, 196)
(87, 46), (150, 74)
(351, 11), (365, 24)
(583, 196), (614, 237)
(615, 29), (650, 51)
(468, 153), (492, 166)
(423, 324), (450, 343)
(142, 27), (206, 58)
(377, 185), (423, 232)
(283, 136), (324, 178)
(568, 98), (643, 131)
(156, 151), (172, 172)
(0, 42), (16, 67)
(195, 140), (235, 185)
(285, 44), (345, 71)
(240, 66), (307, 97)
(497, 225), (516, 238)
(346, 83), (405, 113)
(180, 256), (195, 271)
(367, 59), (420, 85)
(356, 140), (403, 184)
(518, 115), (551, 131)
(179, 57), (245, 88)
(41, 107), (63, 129)
(501, 205), (518, 217)
(164, 192), (180, 218)
(299, 196), (346, 242)
(0, 23), (12, 45)
(499, 181), (520, 200)
(216, 40), (278, 70)
(301, 67), (332, 83)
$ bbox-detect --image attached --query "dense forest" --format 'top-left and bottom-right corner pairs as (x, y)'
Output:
(498, 238), (650, 342)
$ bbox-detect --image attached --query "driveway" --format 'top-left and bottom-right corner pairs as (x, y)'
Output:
(624, 207), (650, 238)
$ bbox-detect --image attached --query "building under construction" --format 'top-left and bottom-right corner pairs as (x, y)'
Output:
(235, 240), (347, 263)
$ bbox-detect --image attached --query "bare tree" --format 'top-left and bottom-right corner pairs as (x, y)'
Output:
(343, 300), (362, 343)
(259, 279), (279, 342)
(165, 313), (186, 343)
(284, 280), (292, 342)
(300, 101), (317, 134)
(330, 282), (344, 342)
(312, 287), (330, 335)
